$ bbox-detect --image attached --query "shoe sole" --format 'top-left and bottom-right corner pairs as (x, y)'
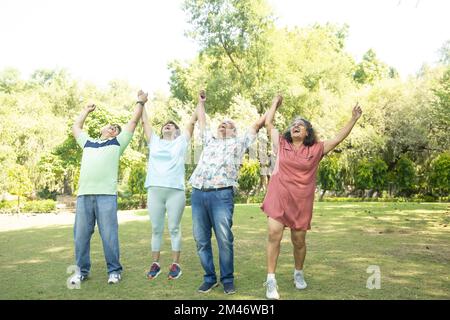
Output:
(147, 270), (161, 280)
(294, 281), (307, 290)
(70, 276), (87, 285)
(108, 276), (121, 284)
(224, 287), (236, 295)
(198, 283), (219, 293)
(168, 270), (182, 280)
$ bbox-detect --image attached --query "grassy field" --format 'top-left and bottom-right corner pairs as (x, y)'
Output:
(0, 202), (449, 300)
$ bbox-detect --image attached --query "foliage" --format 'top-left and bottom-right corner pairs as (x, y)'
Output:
(391, 156), (416, 197)
(238, 156), (261, 200)
(318, 155), (343, 199)
(428, 152), (450, 197)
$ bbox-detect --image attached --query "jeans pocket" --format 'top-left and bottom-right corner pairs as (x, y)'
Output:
(216, 188), (234, 201)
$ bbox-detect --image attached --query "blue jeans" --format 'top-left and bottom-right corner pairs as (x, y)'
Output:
(191, 187), (234, 284)
(74, 195), (122, 276)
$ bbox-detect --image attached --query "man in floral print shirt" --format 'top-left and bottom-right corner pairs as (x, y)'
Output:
(190, 90), (267, 295)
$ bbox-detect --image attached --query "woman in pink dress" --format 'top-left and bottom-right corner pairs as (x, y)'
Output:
(261, 95), (362, 299)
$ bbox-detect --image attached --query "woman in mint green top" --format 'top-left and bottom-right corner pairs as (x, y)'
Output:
(141, 98), (199, 280)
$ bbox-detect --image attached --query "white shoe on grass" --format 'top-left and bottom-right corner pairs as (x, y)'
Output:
(264, 278), (280, 300)
(69, 274), (87, 285)
(294, 271), (307, 290)
(108, 273), (121, 284)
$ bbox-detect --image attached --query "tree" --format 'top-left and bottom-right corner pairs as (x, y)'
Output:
(6, 165), (33, 213)
(128, 160), (147, 208)
(354, 49), (391, 85)
(392, 156), (416, 197)
(438, 40), (450, 65)
(174, 0), (276, 113)
(428, 153), (450, 199)
(238, 156), (260, 201)
(354, 158), (388, 198)
(430, 67), (450, 152)
(0, 68), (23, 93)
(318, 155), (342, 200)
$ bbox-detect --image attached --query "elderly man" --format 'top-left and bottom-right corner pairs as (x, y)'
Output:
(190, 90), (267, 294)
(70, 90), (148, 285)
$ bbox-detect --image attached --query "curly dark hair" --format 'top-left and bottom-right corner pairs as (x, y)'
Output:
(283, 117), (317, 146)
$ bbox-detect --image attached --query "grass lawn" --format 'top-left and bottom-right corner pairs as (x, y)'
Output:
(0, 202), (449, 300)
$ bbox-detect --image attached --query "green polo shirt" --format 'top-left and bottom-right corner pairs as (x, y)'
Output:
(76, 130), (133, 195)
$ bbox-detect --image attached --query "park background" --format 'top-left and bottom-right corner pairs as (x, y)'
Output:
(0, 0), (449, 300)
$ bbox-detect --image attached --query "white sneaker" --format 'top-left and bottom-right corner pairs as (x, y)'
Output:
(69, 274), (87, 285)
(264, 279), (280, 300)
(294, 272), (307, 290)
(107, 273), (121, 284)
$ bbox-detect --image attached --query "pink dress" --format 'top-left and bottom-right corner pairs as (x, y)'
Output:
(261, 137), (324, 230)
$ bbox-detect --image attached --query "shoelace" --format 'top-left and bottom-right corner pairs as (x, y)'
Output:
(264, 280), (277, 292)
(294, 274), (304, 283)
(150, 264), (160, 272)
(170, 264), (178, 272)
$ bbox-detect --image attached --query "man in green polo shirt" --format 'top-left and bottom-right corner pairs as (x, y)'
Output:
(69, 90), (148, 285)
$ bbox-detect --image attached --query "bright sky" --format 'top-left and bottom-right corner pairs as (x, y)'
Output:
(0, 0), (449, 93)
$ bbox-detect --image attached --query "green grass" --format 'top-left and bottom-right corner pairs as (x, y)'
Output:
(0, 202), (449, 300)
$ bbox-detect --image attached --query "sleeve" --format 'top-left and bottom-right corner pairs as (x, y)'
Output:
(76, 132), (89, 149)
(117, 130), (133, 155)
(316, 141), (325, 161)
(240, 129), (257, 151)
(201, 128), (214, 146)
(149, 131), (160, 148)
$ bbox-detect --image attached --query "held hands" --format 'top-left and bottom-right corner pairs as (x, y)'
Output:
(85, 104), (96, 113)
(352, 102), (362, 121)
(272, 95), (283, 109)
(137, 90), (149, 104)
(199, 89), (206, 103)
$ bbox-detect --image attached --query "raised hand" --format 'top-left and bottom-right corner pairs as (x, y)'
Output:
(85, 104), (96, 113)
(352, 102), (362, 121)
(138, 90), (148, 104)
(199, 89), (206, 103)
(272, 95), (283, 109)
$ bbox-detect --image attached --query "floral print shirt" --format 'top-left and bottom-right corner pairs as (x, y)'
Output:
(189, 128), (256, 189)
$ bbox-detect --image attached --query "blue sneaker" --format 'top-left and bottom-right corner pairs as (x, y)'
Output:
(198, 282), (219, 293)
(168, 263), (182, 280)
(223, 282), (236, 295)
(146, 262), (161, 279)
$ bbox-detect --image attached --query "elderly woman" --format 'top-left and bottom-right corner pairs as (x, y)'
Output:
(141, 96), (199, 280)
(261, 95), (362, 299)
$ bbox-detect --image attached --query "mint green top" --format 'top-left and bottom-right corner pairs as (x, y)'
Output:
(76, 131), (133, 195)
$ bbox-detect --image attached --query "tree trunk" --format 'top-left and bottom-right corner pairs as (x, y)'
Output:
(319, 189), (327, 201)
(17, 195), (20, 214)
(63, 174), (72, 195)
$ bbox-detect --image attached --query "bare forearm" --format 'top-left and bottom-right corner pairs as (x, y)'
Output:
(125, 102), (145, 133)
(197, 102), (206, 131)
(324, 117), (358, 154)
(185, 109), (198, 138)
(73, 110), (89, 130)
(252, 111), (267, 133)
(265, 100), (278, 128)
(334, 118), (358, 144)
(141, 105), (152, 141)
